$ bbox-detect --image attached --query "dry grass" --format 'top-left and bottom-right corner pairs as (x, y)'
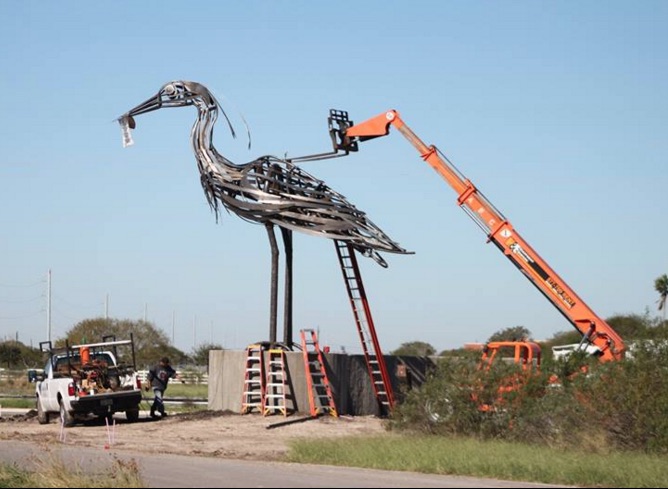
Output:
(0, 451), (145, 488)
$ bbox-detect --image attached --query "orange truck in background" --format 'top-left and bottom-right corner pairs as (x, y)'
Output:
(476, 341), (543, 412)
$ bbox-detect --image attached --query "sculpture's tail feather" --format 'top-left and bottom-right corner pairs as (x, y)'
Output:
(360, 248), (389, 268)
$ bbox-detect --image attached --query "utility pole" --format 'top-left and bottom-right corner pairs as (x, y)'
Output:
(193, 314), (197, 349)
(105, 294), (109, 319)
(46, 269), (52, 343)
(143, 303), (148, 322)
(172, 310), (176, 345)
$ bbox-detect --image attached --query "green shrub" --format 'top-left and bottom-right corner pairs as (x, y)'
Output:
(575, 337), (668, 453)
(391, 335), (668, 454)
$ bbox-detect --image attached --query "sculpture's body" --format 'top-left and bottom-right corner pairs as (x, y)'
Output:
(120, 81), (410, 346)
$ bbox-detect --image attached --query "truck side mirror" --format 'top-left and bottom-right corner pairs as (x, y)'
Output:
(28, 369), (45, 382)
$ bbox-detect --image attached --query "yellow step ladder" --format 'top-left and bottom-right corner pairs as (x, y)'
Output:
(263, 349), (289, 416)
(300, 329), (338, 417)
(241, 344), (265, 414)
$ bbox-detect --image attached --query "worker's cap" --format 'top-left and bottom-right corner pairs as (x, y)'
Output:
(160, 357), (170, 364)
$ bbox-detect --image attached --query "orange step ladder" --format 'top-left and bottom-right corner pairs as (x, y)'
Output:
(300, 329), (338, 417)
(334, 240), (395, 413)
(241, 344), (265, 414)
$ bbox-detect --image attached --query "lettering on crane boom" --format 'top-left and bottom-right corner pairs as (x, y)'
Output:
(546, 277), (576, 309)
(507, 239), (576, 310)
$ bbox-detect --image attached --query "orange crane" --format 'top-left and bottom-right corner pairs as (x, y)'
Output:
(327, 109), (625, 362)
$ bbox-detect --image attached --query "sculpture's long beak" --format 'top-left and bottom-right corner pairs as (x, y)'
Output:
(118, 92), (162, 122)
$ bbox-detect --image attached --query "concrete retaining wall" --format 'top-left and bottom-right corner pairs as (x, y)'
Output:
(208, 349), (434, 415)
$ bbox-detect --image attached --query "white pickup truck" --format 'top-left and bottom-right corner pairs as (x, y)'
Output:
(35, 337), (143, 427)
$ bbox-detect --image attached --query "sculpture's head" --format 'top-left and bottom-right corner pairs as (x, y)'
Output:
(119, 80), (217, 124)
(118, 80), (222, 147)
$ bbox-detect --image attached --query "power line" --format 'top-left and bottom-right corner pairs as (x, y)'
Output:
(0, 294), (42, 304)
(50, 303), (86, 323)
(0, 279), (44, 288)
(51, 292), (102, 311)
(0, 310), (42, 320)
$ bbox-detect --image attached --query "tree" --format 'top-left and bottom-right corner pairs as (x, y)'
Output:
(191, 342), (224, 368)
(60, 317), (188, 368)
(0, 341), (22, 369)
(606, 313), (652, 339)
(546, 329), (582, 346)
(655, 274), (668, 322)
(487, 326), (532, 343)
(0, 340), (42, 369)
(391, 341), (436, 357)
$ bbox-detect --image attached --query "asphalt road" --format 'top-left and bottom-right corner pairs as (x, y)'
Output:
(0, 440), (574, 488)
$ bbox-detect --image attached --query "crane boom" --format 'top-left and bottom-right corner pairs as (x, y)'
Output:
(332, 109), (625, 362)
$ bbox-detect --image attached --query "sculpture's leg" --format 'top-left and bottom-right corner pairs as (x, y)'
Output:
(280, 227), (293, 349)
(265, 223), (279, 344)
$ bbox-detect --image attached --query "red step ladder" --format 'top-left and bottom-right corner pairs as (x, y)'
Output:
(300, 328), (338, 417)
(334, 240), (395, 412)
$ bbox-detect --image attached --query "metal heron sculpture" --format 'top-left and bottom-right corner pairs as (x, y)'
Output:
(118, 80), (410, 347)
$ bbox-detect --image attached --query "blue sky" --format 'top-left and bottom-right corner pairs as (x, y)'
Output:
(0, 1), (666, 355)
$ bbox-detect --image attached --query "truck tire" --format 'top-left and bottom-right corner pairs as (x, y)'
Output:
(126, 407), (140, 423)
(59, 401), (74, 427)
(36, 397), (50, 424)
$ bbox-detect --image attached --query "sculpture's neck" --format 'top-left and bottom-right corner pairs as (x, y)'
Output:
(191, 102), (217, 156)
(190, 103), (225, 176)
(189, 98), (243, 178)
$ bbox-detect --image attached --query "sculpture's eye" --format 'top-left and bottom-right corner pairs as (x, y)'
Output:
(164, 84), (177, 98)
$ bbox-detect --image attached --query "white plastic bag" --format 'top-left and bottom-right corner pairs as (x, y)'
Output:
(119, 116), (135, 148)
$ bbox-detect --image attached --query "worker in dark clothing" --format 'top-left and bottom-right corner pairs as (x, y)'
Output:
(146, 356), (179, 419)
